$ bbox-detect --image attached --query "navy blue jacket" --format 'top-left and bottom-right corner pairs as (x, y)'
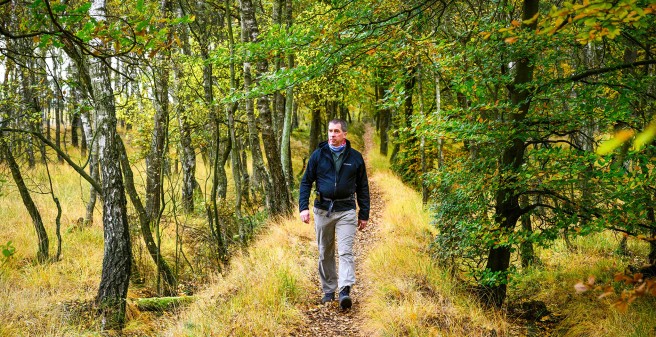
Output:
(299, 140), (370, 220)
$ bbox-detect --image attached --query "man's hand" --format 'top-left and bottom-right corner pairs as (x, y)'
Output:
(300, 210), (310, 224)
(358, 219), (368, 231)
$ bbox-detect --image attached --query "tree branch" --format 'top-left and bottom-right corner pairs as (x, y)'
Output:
(559, 60), (656, 83)
(525, 138), (585, 151)
(0, 128), (102, 193)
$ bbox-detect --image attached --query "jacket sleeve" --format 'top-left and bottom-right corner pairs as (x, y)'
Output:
(299, 151), (317, 212)
(356, 157), (370, 220)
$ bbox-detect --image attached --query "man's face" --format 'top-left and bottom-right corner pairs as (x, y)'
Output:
(328, 122), (346, 146)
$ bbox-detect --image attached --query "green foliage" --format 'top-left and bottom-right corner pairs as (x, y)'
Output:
(14, 0), (193, 58)
(376, 0), (656, 294)
(1, 241), (16, 267)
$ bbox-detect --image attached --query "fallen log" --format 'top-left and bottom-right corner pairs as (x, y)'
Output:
(133, 296), (196, 311)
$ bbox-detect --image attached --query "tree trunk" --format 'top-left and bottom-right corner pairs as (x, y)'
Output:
(257, 87), (293, 215)
(292, 100), (299, 129)
(483, 0), (539, 308)
(193, 5), (230, 261)
(272, 0), (285, 146)
(520, 195), (536, 268)
(94, 65), (131, 331)
(377, 85), (390, 156)
(19, 69), (36, 168)
(240, 0), (272, 209)
(280, 0), (295, 193)
(248, 8), (293, 215)
(117, 137), (177, 296)
(1, 140), (49, 263)
(174, 6), (196, 214)
(224, 0), (244, 227)
(71, 112), (80, 148)
(80, 110), (99, 225)
(308, 105), (321, 157)
(78, 70), (88, 157)
(391, 66), (415, 163)
(638, 148), (656, 264)
(46, 101), (51, 141)
(417, 67), (428, 204)
(238, 136), (252, 207)
(145, 57), (170, 221)
(177, 104), (196, 214)
(60, 0), (133, 329)
(435, 73), (444, 171)
(210, 124), (230, 262)
(649, 196), (656, 265)
(50, 52), (64, 163)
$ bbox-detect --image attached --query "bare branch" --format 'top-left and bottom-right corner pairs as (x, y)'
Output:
(0, 127), (102, 193)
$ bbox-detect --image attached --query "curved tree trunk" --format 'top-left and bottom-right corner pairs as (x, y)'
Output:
(210, 125), (230, 262)
(2, 141), (49, 263)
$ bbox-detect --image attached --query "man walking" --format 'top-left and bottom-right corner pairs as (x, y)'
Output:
(299, 119), (370, 310)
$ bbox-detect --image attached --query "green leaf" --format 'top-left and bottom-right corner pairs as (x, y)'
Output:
(1, 241), (15, 258)
(72, 3), (92, 14)
(135, 18), (151, 32)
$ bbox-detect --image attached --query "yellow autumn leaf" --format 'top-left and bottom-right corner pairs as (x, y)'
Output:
(596, 129), (635, 155)
(632, 122), (656, 151)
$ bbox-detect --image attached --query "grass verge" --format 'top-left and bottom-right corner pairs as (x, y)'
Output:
(162, 216), (317, 336)
(359, 146), (507, 336)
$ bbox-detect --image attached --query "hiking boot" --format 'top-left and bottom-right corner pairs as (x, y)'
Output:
(321, 292), (335, 304)
(339, 286), (352, 309)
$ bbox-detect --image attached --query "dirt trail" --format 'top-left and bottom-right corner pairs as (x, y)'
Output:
(292, 125), (383, 337)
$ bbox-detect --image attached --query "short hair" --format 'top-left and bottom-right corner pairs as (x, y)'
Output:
(328, 119), (348, 132)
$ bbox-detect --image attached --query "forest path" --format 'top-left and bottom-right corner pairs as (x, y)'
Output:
(291, 125), (383, 337)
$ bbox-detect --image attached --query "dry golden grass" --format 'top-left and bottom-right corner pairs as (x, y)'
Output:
(161, 216), (317, 336)
(0, 157), (105, 336)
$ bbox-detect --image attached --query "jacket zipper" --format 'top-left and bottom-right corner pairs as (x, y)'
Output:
(324, 144), (351, 199)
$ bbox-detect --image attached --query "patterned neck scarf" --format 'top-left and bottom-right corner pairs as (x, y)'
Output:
(329, 140), (346, 153)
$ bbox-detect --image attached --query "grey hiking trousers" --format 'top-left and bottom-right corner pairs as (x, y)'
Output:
(313, 207), (357, 294)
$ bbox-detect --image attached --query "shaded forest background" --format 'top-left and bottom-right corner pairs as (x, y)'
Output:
(0, 0), (655, 333)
